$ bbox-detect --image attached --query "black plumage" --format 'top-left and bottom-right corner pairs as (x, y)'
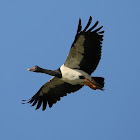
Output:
(65, 16), (104, 74)
(24, 77), (83, 110)
(22, 16), (104, 110)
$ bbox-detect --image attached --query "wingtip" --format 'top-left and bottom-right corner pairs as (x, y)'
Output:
(94, 26), (103, 32)
(79, 18), (81, 23)
(78, 17), (81, 21)
(89, 16), (92, 21)
(98, 30), (105, 34)
(21, 99), (28, 104)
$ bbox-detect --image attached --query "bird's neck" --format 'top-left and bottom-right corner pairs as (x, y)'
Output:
(28, 66), (62, 78)
(40, 68), (62, 78)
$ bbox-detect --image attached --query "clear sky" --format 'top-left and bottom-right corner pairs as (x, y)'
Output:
(0, 0), (140, 140)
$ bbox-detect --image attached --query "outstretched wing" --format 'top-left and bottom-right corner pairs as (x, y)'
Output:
(22, 77), (83, 111)
(65, 16), (104, 74)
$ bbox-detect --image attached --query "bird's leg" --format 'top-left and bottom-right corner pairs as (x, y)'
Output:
(85, 78), (97, 90)
(85, 78), (104, 91)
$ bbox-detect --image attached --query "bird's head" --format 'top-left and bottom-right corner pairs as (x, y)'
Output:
(27, 65), (42, 72)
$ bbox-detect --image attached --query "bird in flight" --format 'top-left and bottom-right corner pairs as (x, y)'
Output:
(22, 16), (105, 111)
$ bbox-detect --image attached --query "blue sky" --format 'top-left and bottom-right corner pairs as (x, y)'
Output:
(0, 0), (140, 140)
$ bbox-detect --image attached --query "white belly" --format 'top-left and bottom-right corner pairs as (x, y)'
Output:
(60, 64), (92, 85)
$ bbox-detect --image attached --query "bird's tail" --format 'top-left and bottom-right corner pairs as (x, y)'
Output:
(92, 77), (105, 90)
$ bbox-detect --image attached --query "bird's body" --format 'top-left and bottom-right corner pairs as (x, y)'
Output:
(22, 16), (105, 110)
(60, 64), (92, 85)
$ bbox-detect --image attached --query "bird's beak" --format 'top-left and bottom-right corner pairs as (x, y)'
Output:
(27, 68), (31, 71)
(27, 66), (37, 72)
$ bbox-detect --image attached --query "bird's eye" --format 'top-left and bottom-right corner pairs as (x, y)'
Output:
(79, 76), (85, 79)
